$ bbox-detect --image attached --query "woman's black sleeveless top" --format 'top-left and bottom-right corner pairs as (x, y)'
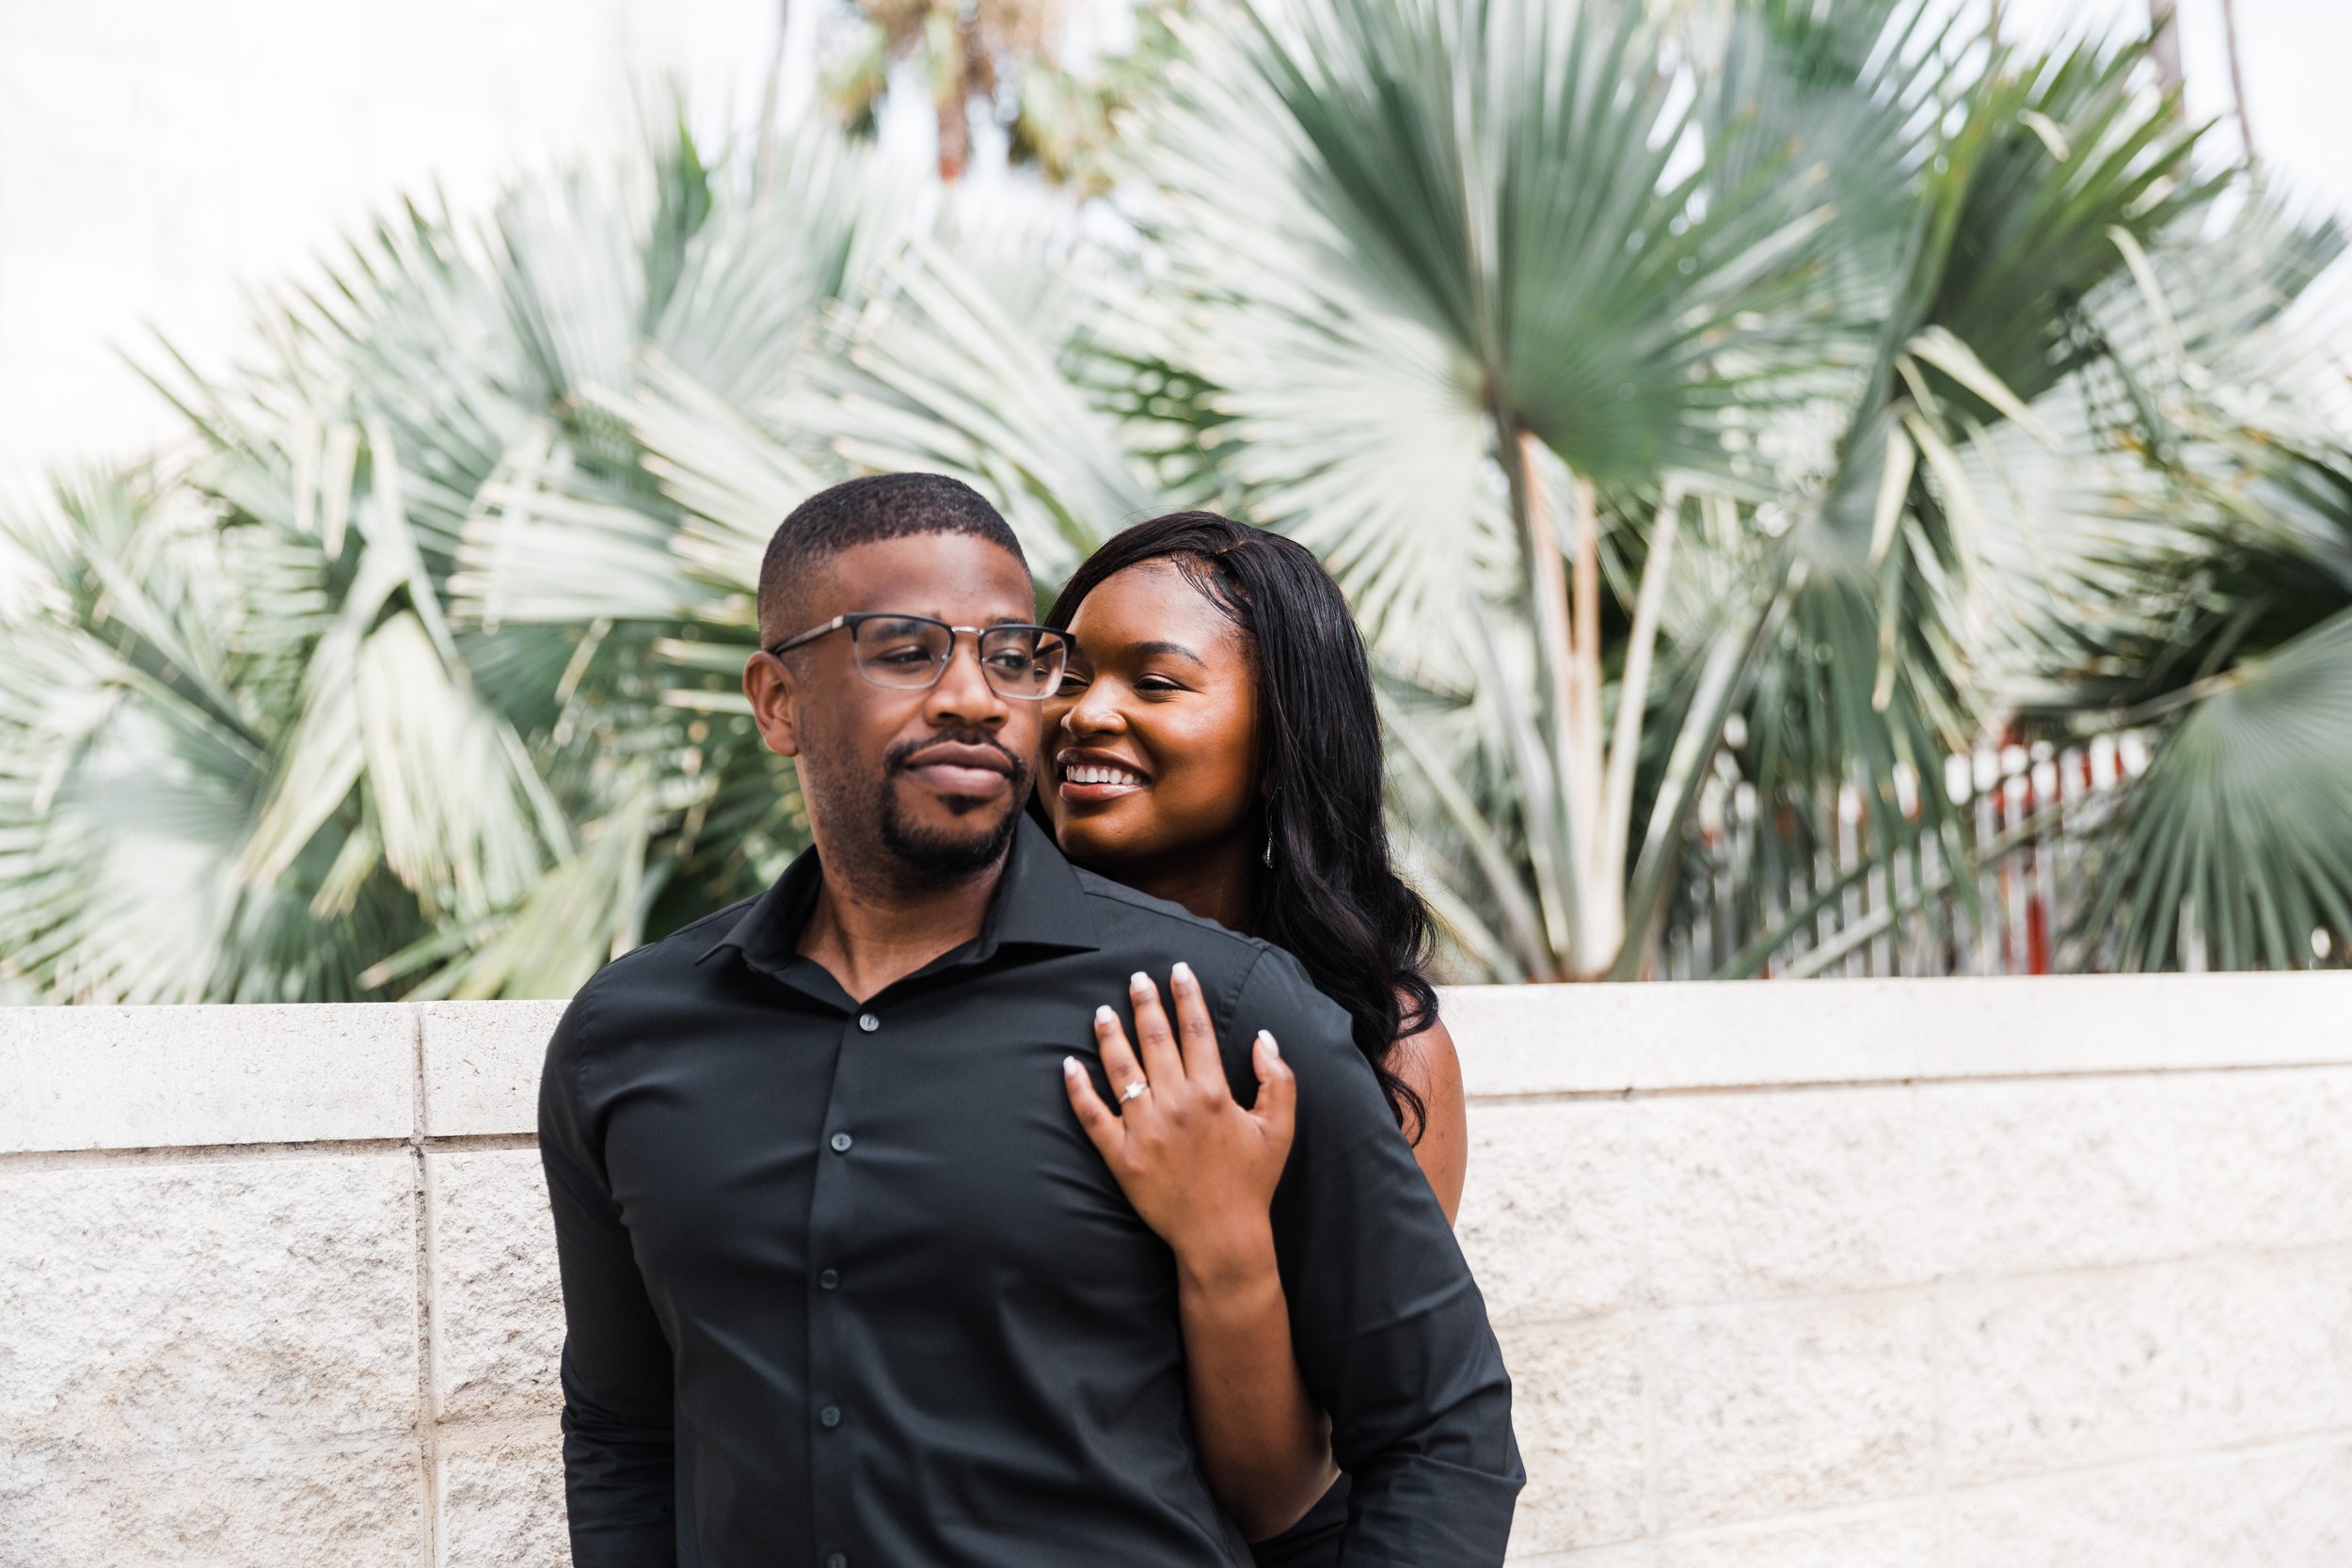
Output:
(1248, 1474), (1348, 1567)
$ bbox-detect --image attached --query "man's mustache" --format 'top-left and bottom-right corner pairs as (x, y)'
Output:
(883, 733), (1032, 786)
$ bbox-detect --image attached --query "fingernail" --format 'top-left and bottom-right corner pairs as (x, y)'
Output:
(1258, 1030), (1280, 1058)
(1096, 1005), (1117, 1026)
(1172, 961), (1193, 985)
(1062, 1055), (1081, 1075)
(1130, 971), (1149, 990)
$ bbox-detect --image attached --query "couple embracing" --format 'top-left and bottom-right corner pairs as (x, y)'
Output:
(540, 473), (1523, 1567)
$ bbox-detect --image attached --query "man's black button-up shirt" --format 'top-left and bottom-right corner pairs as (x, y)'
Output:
(540, 817), (1522, 1568)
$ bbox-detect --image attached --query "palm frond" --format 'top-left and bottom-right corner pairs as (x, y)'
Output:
(2080, 606), (2352, 969)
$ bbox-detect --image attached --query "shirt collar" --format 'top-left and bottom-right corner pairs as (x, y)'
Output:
(696, 814), (1101, 981)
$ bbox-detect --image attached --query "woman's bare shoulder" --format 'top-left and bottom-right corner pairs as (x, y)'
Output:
(1390, 1000), (1462, 1099)
(1391, 990), (1468, 1222)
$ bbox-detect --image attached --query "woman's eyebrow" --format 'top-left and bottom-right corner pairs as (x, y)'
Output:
(1130, 639), (1208, 669)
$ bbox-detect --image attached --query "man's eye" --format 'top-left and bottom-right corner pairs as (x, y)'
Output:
(873, 644), (936, 665)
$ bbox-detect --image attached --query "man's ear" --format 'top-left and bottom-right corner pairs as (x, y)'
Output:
(744, 650), (803, 758)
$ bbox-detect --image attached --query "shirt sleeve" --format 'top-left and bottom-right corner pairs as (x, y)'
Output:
(1229, 948), (1524, 1566)
(539, 983), (679, 1567)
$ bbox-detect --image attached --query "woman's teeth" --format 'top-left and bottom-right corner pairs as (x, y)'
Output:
(1066, 764), (1144, 787)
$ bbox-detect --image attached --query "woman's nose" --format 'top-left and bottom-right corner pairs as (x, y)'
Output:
(1062, 683), (1127, 736)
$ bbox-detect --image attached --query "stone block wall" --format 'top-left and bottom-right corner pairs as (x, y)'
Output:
(5, 974), (2350, 1564)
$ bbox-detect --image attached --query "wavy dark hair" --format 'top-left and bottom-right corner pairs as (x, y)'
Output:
(1041, 512), (1438, 1138)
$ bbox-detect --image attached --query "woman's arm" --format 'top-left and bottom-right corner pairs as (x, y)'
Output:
(1063, 973), (1475, 1538)
(1063, 966), (1336, 1540)
(1168, 1212), (1341, 1540)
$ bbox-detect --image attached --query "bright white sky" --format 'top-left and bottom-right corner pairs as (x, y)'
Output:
(2002, 0), (2352, 223)
(674, 0), (2352, 243)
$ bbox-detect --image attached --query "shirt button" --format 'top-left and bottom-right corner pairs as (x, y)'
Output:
(829, 1132), (853, 1154)
(818, 1268), (840, 1291)
(857, 1012), (880, 1033)
(819, 1404), (843, 1428)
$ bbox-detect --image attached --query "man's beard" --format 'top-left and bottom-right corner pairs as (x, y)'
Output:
(813, 730), (1032, 884)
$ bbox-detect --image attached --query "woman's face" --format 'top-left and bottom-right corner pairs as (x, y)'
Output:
(1041, 560), (1262, 875)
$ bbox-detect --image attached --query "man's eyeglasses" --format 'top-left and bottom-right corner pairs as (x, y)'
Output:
(767, 613), (1072, 702)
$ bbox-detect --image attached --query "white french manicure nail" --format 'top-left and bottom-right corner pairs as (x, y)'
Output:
(1259, 1031), (1280, 1058)
(1096, 1005), (1117, 1025)
(1172, 961), (1193, 983)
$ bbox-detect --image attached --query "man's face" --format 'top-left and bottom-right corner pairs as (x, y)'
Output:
(746, 533), (1041, 887)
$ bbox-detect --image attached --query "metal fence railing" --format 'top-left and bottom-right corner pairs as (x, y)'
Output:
(1661, 733), (2155, 980)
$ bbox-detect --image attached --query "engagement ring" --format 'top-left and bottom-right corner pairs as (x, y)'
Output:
(1120, 1080), (1150, 1103)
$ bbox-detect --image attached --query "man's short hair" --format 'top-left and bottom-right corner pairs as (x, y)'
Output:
(758, 473), (1027, 646)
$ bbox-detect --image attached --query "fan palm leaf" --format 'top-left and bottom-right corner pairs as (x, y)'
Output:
(1685, 24), (2213, 975)
(1, 114), (902, 1004)
(0, 474), (430, 1001)
(2024, 433), (2352, 970)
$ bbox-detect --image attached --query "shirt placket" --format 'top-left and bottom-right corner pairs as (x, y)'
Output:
(804, 1002), (882, 1568)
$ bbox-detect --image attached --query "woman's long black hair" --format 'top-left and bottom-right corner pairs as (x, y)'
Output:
(1041, 512), (1438, 1139)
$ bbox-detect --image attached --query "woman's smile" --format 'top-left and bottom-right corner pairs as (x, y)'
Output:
(1057, 747), (1152, 803)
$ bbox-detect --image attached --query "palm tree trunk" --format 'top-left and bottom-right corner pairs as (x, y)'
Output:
(1565, 473), (1617, 969)
(934, 23), (992, 182)
(1601, 484), (1685, 898)
(1518, 432), (1585, 966)
(2219, 0), (2256, 162)
(2148, 0), (2185, 95)
(1517, 433), (1621, 979)
(937, 92), (971, 182)
(754, 0), (791, 188)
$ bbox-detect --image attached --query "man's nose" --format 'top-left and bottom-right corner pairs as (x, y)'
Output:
(925, 633), (1009, 727)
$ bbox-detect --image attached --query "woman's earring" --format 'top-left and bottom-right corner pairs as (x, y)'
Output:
(1263, 826), (1276, 869)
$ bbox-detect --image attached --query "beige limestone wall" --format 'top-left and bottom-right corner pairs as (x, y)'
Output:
(5, 973), (2350, 1565)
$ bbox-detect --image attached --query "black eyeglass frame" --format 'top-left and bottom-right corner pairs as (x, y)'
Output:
(764, 611), (1073, 701)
